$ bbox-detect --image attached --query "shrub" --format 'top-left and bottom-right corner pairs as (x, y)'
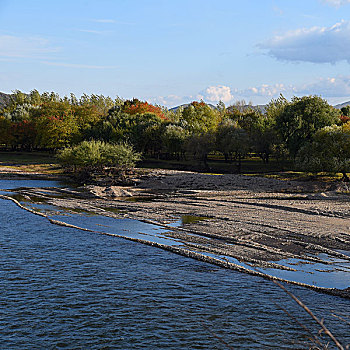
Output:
(57, 140), (141, 181)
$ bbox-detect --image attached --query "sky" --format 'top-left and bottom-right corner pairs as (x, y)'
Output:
(1, 0), (350, 107)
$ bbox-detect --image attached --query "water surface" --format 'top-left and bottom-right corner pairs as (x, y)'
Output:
(1, 180), (350, 349)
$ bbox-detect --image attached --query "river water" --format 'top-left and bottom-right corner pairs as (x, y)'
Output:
(1, 180), (350, 349)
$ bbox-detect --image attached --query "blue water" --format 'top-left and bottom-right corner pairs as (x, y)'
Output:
(1, 180), (350, 349)
(27, 200), (350, 290)
(0, 179), (61, 190)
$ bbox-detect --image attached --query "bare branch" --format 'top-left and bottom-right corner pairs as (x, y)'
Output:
(273, 280), (345, 350)
(271, 299), (324, 348)
(201, 321), (235, 350)
(332, 313), (350, 326)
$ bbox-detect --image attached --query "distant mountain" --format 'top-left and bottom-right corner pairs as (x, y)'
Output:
(170, 102), (267, 114)
(250, 104), (266, 114)
(334, 101), (350, 109)
(169, 103), (217, 113)
(0, 92), (11, 110)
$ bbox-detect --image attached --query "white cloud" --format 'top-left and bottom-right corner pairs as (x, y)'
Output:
(91, 19), (115, 23)
(0, 35), (59, 58)
(237, 77), (350, 103)
(259, 20), (350, 64)
(298, 76), (350, 97)
(42, 61), (118, 69)
(238, 78), (350, 102)
(150, 76), (350, 107)
(199, 85), (234, 103)
(240, 83), (296, 97)
(78, 29), (111, 35)
(322, 0), (350, 7)
(148, 94), (184, 107)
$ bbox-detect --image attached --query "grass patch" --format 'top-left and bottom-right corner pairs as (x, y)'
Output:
(261, 171), (343, 182)
(140, 156), (292, 174)
(0, 151), (63, 174)
(1, 151), (346, 183)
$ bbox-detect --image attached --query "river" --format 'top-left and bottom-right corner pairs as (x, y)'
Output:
(1, 179), (349, 349)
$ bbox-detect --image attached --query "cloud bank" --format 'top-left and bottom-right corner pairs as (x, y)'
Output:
(151, 78), (350, 107)
(199, 85), (234, 103)
(259, 20), (350, 64)
(299, 76), (350, 97)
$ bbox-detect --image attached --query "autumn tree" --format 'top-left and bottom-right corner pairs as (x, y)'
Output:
(121, 98), (166, 120)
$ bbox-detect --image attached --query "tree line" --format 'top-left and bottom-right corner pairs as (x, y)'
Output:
(1, 89), (350, 179)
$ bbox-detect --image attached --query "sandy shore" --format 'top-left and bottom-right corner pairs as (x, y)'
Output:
(3, 168), (350, 296)
(87, 170), (350, 260)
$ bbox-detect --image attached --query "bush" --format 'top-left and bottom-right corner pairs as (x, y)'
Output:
(57, 140), (141, 181)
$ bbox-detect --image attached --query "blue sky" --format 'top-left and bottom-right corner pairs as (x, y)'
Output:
(1, 0), (350, 107)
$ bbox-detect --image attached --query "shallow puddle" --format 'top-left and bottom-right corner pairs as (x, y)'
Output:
(180, 215), (209, 225)
(257, 254), (350, 289)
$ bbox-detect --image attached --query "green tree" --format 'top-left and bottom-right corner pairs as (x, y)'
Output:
(341, 105), (350, 117)
(185, 132), (215, 170)
(216, 100), (226, 118)
(100, 105), (167, 155)
(161, 124), (189, 159)
(78, 93), (116, 116)
(0, 118), (13, 146)
(9, 90), (29, 107)
(29, 89), (42, 106)
(276, 95), (340, 157)
(216, 119), (249, 172)
(296, 124), (350, 181)
(3, 104), (32, 122)
(181, 101), (220, 134)
(251, 115), (280, 164)
(264, 94), (289, 121)
(35, 114), (79, 149)
(131, 113), (164, 155)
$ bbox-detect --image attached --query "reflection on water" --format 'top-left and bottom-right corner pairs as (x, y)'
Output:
(0, 179), (61, 190)
(1, 179), (350, 349)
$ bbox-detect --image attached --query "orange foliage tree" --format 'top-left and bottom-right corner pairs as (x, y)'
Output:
(122, 98), (166, 120)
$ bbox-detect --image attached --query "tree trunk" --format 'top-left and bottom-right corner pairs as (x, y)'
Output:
(342, 172), (349, 182)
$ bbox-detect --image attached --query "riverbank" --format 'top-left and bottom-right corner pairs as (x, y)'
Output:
(2, 166), (350, 297)
(3, 188), (349, 349)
